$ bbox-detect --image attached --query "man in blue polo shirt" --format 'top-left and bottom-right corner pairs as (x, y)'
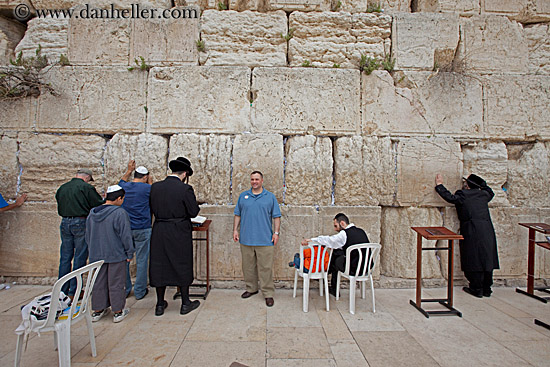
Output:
(233, 171), (281, 307)
(0, 192), (27, 212)
(119, 160), (152, 300)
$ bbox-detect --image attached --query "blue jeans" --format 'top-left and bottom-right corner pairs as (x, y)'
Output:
(59, 217), (88, 296)
(126, 228), (151, 299)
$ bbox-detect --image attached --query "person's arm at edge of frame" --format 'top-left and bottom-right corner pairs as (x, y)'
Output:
(272, 217), (280, 246)
(233, 216), (241, 243)
(478, 177), (495, 202)
(0, 193), (27, 212)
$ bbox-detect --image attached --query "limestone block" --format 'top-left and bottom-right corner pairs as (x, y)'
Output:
(147, 66), (251, 134)
(252, 67), (360, 135)
(232, 134), (284, 203)
(0, 203), (60, 276)
(68, 16), (130, 65)
(130, 8), (199, 66)
(483, 75), (550, 139)
(36, 66), (147, 133)
(333, 136), (395, 206)
(14, 16), (68, 63)
(380, 0), (411, 12)
(484, 0), (527, 13)
(506, 142), (550, 208)
(200, 10), (287, 67)
(169, 134), (232, 204)
(194, 205), (242, 280)
(0, 135), (18, 198)
(275, 206), (319, 280)
(415, 0), (480, 15)
(31, 1), (171, 8)
(381, 207), (443, 279)
(456, 15), (527, 74)
(0, 16), (26, 64)
(103, 133), (168, 186)
(229, 0), (331, 11)
(18, 133), (106, 201)
(525, 23), (550, 75)
(284, 136), (332, 206)
(288, 12), (391, 68)
(362, 71), (482, 137)
(395, 137), (463, 207)
(489, 207), (540, 278)
(461, 141), (509, 207)
(0, 97), (35, 132)
(391, 13), (459, 71)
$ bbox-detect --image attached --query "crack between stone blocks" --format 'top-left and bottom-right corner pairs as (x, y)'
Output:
(229, 135), (234, 205)
(144, 69), (149, 132)
(282, 136), (288, 205)
(15, 139), (22, 197)
(391, 139), (398, 206)
(285, 11), (290, 66)
(330, 136), (336, 206)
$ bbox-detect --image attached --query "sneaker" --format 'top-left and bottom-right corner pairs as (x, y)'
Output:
(91, 309), (110, 322)
(113, 308), (130, 323)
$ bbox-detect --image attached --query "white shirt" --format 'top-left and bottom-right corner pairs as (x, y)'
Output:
(311, 223), (356, 249)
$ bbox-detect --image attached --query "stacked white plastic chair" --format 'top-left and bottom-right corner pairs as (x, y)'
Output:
(293, 241), (333, 312)
(336, 243), (381, 315)
(15, 260), (104, 367)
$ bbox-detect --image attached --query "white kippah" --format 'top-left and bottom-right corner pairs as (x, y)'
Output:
(136, 166), (149, 174)
(107, 184), (123, 193)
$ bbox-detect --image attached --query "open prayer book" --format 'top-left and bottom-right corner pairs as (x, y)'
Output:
(191, 216), (207, 225)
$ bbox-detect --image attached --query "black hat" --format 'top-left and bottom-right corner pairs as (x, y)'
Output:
(463, 174), (485, 188)
(169, 157), (193, 176)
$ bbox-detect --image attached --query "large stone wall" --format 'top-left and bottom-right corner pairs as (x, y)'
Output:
(1, 1), (550, 286)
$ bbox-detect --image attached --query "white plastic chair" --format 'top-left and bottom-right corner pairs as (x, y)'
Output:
(336, 243), (381, 315)
(15, 260), (104, 367)
(293, 242), (333, 312)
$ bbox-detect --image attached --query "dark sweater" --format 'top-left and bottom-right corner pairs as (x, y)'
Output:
(56, 178), (104, 217)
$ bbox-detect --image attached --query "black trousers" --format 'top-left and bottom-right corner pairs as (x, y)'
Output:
(328, 251), (346, 289)
(464, 270), (493, 292)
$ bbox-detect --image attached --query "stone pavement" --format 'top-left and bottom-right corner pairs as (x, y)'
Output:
(1, 285), (549, 366)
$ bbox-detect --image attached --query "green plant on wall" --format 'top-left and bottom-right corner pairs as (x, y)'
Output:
(0, 45), (59, 100)
(381, 54), (395, 72)
(359, 54), (379, 74)
(366, 1), (382, 12)
(196, 40), (205, 52)
(332, 0), (342, 11)
(217, 1), (227, 10)
(281, 27), (295, 42)
(128, 56), (151, 72)
(301, 60), (312, 67)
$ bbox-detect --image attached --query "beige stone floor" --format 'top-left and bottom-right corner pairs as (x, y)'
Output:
(1, 284), (550, 367)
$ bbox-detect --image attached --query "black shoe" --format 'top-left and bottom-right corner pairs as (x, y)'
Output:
(180, 300), (200, 315)
(155, 300), (168, 316)
(328, 287), (337, 297)
(241, 291), (259, 299)
(463, 286), (483, 298)
(483, 289), (492, 297)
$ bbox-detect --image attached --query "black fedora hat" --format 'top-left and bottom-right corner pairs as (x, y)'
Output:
(463, 174), (485, 188)
(169, 157), (193, 176)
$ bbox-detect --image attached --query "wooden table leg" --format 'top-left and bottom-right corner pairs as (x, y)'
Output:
(416, 233), (422, 308)
(206, 228), (210, 292)
(448, 239), (454, 307)
(527, 228), (535, 294)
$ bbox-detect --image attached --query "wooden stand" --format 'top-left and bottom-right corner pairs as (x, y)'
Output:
(409, 227), (463, 318)
(174, 220), (212, 300)
(515, 223), (550, 303)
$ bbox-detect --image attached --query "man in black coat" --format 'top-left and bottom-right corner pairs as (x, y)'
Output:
(150, 157), (200, 315)
(435, 173), (499, 298)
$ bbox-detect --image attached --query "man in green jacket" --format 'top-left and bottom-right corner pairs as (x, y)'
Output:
(55, 168), (104, 299)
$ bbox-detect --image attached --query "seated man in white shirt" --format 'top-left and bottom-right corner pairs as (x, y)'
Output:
(301, 213), (370, 296)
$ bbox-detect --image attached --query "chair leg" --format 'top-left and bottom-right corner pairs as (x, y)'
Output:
(303, 275), (310, 313)
(349, 278), (356, 315)
(85, 312), (97, 357)
(336, 272), (341, 301)
(324, 274), (330, 312)
(319, 278), (323, 297)
(14, 333), (24, 367)
(293, 270), (298, 298)
(361, 280), (366, 299)
(370, 275), (376, 313)
(56, 325), (71, 367)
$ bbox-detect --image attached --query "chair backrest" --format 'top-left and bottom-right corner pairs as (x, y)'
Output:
(300, 241), (333, 275)
(40, 260), (104, 330)
(343, 243), (381, 278)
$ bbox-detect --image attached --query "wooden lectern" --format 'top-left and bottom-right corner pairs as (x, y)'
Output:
(410, 227), (463, 318)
